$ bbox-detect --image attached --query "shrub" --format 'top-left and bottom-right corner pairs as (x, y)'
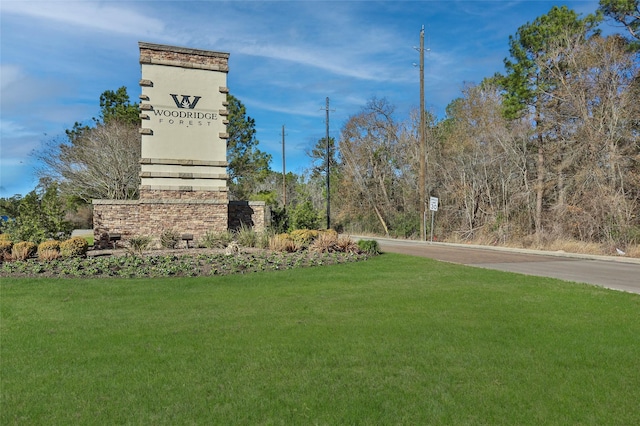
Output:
(290, 229), (319, 246)
(357, 239), (380, 255)
(12, 241), (37, 261)
(127, 236), (152, 255)
(235, 224), (257, 248)
(201, 230), (234, 249)
(290, 200), (320, 231)
(38, 240), (60, 252)
(38, 240), (61, 261)
(309, 232), (338, 253)
(269, 205), (289, 234)
(0, 240), (13, 260)
(160, 229), (180, 249)
(60, 237), (89, 258)
(0, 233), (11, 241)
(269, 233), (301, 252)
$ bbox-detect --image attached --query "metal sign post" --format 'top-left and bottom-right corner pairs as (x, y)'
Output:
(423, 205), (427, 242)
(429, 196), (438, 243)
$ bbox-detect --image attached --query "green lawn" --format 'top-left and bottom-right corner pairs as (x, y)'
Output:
(2, 253), (639, 425)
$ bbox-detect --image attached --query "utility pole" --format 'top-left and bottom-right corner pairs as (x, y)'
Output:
(320, 97), (335, 230)
(419, 25), (426, 241)
(325, 97), (331, 230)
(282, 125), (286, 207)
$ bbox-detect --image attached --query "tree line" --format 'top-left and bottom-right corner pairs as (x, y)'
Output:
(2, 1), (638, 251)
(329, 2), (639, 249)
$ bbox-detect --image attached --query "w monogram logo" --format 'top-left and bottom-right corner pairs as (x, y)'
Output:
(170, 94), (202, 109)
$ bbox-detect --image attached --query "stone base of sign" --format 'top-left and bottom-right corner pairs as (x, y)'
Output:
(93, 194), (269, 249)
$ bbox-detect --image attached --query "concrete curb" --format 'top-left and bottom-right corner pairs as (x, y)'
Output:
(350, 235), (640, 265)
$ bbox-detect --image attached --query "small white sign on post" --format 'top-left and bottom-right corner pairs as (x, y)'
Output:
(429, 196), (439, 212)
(429, 196), (438, 243)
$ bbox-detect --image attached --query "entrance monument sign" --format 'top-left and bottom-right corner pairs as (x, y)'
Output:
(93, 43), (268, 247)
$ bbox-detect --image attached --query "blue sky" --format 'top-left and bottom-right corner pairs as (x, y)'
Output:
(1, 0), (608, 198)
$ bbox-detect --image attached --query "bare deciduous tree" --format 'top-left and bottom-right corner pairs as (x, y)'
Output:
(339, 98), (401, 236)
(436, 83), (531, 242)
(539, 33), (640, 244)
(37, 120), (141, 201)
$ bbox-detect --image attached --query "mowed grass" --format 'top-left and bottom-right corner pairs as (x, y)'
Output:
(2, 253), (639, 425)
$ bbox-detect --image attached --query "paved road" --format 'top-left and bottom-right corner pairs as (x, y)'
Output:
(355, 236), (640, 294)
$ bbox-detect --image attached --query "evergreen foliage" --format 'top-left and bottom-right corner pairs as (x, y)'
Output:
(357, 239), (381, 255)
(499, 6), (602, 119)
(599, 0), (640, 44)
(0, 180), (73, 244)
(226, 94), (272, 200)
(290, 199), (321, 231)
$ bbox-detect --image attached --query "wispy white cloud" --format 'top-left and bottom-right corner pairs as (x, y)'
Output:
(0, 119), (38, 140)
(0, 120), (42, 195)
(243, 96), (323, 118)
(233, 42), (394, 82)
(182, 1), (417, 83)
(0, 0), (165, 37)
(1, 65), (64, 109)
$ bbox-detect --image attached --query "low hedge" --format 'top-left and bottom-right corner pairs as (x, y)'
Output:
(60, 237), (89, 258)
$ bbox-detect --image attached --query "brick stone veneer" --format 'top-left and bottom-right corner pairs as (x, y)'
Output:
(139, 43), (229, 72)
(93, 195), (269, 249)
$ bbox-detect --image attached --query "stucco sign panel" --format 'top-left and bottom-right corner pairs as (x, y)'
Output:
(138, 42), (230, 192)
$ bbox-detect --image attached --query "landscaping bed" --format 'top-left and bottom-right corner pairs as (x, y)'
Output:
(0, 247), (373, 279)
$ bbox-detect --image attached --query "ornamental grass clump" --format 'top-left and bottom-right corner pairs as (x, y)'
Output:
(126, 236), (152, 255)
(335, 235), (360, 254)
(38, 240), (61, 261)
(0, 239), (13, 261)
(11, 241), (37, 261)
(160, 229), (180, 249)
(256, 229), (273, 249)
(60, 237), (89, 258)
(235, 224), (257, 248)
(309, 231), (338, 253)
(269, 233), (302, 252)
(201, 229), (234, 249)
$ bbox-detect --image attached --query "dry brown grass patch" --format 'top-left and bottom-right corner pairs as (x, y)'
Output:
(269, 234), (302, 252)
